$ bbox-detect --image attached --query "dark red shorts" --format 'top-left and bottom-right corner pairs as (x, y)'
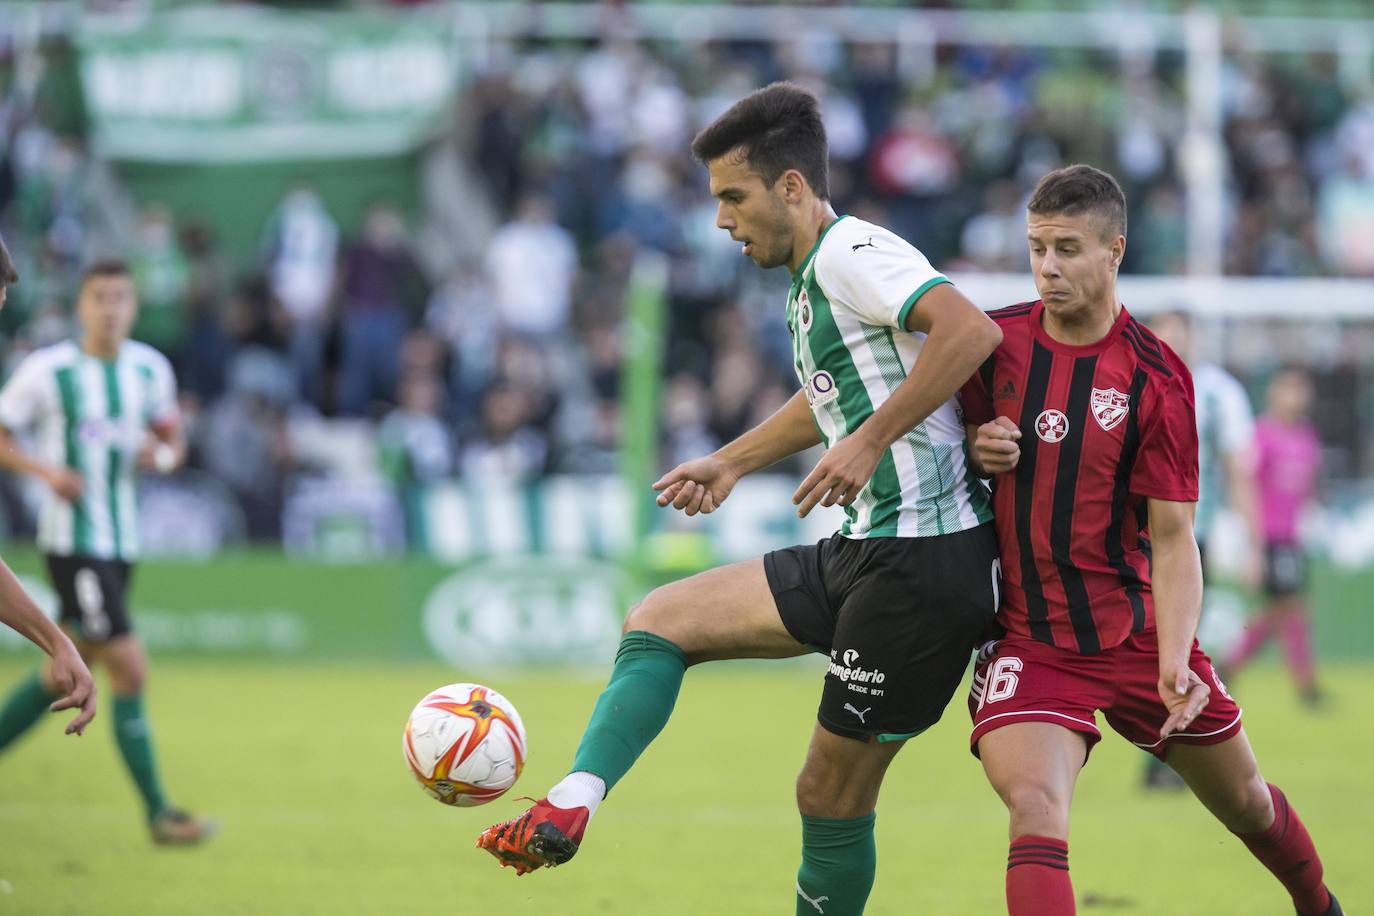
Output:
(968, 630), (1242, 760)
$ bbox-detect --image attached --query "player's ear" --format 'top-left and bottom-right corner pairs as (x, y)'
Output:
(1110, 234), (1126, 269)
(782, 170), (805, 205)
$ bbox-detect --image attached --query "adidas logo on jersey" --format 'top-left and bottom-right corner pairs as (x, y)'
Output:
(995, 379), (1018, 401)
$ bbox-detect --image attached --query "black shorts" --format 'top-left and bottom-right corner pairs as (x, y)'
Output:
(1263, 543), (1308, 598)
(44, 554), (134, 642)
(764, 523), (1000, 743)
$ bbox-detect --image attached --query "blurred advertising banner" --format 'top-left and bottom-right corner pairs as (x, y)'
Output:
(78, 7), (458, 162)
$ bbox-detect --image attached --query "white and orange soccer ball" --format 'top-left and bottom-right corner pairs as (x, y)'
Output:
(402, 683), (527, 807)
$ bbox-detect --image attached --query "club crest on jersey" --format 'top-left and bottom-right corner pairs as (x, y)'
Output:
(1090, 387), (1130, 431)
(804, 369), (839, 408)
(1035, 409), (1069, 443)
(797, 288), (813, 331)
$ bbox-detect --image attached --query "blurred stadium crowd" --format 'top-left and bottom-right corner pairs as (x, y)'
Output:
(1, 13), (1373, 546)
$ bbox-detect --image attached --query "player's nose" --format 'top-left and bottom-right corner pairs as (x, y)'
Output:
(715, 203), (734, 231)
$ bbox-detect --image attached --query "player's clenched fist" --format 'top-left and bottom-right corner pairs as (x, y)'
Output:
(974, 416), (1022, 475)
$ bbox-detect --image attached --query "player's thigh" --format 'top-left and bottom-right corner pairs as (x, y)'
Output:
(1165, 729), (1274, 833)
(977, 722), (1087, 838)
(794, 722), (904, 819)
(624, 557), (804, 663)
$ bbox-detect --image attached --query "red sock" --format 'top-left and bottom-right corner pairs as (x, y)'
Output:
(1236, 784), (1331, 916)
(1006, 835), (1074, 915)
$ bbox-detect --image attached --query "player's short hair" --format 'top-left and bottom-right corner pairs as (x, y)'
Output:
(1027, 164), (1127, 240)
(690, 81), (830, 200)
(78, 258), (132, 291)
(0, 233), (17, 286)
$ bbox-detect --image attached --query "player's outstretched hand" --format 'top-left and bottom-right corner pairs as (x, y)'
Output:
(1157, 667), (1210, 740)
(793, 431), (883, 518)
(48, 640), (96, 736)
(42, 467), (84, 503)
(974, 417), (1021, 475)
(652, 455), (740, 517)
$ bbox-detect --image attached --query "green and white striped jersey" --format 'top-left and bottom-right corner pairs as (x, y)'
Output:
(0, 339), (178, 561)
(1193, 362), (1254, 543)
(788, 215), (992, 539)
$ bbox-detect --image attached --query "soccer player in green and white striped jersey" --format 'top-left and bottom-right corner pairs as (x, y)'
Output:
(0, 233), (97, 740)
(0, 259), (214, 845)
(479, 83), (1003, 915)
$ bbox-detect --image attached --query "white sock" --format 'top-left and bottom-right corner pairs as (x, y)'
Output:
(547, 771), (606, 817)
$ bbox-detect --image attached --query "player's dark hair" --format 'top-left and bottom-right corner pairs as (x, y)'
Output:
(691, 81), (830, 200)
(0, 233), (16, 286)
(1027, 164), (1127, 240)
(79, 258), (132, 290)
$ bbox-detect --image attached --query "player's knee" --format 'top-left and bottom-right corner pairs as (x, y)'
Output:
(1218, 775), (1274, 834)
(795, 751), (880, 818)
(1003, 781), (1070, 836)
(108, 658), (147, 695)
(622, 588), (678, 638)
(795, 763), (847, 817)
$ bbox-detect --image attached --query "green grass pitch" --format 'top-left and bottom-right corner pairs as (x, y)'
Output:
(0, 656), (1367, 915)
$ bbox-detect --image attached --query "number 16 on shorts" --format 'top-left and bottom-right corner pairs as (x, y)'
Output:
(972, 655), (1021, 712)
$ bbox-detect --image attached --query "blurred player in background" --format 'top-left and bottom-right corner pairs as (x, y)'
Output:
(0, 234), (97, 738)
(479, 82), (1004, 916)
(0, 259), (215, 845)
(964, 166), (1339, 916)
(1223, 366), (1326, 706)
(1142, 309), (1260, 790)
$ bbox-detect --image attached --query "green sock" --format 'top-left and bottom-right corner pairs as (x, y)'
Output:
(0, 669), (57, 751)
(112, 694), (168, 820)
(569, 630), (688, 791)
(796, 813), (877, 916)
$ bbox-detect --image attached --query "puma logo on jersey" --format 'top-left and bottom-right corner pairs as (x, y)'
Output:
(844, 703), (871, 724)
(851, 237), (877, 251)
(797, 884), (830, 913)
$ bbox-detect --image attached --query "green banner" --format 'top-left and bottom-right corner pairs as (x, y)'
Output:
(78, 7), (458, 162)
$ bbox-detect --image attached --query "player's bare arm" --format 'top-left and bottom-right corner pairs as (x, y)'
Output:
(966, 417), (1022, 478)
(794, 284), (1002, 517)
(139, 419), (187, 474)
(0, 557), (95, 735)
(1148, 496), (1210, 737)
(0, 425), (83, 501)
(654, 388), (819, 516)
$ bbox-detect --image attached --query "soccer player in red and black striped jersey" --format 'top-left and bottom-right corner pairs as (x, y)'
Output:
(961, 165), (1340, 916)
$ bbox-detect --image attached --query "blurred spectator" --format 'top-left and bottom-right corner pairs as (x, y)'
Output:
(178, 218), (232, 401)
(378, 371), (455, 487)
(198, 350), (301, 539)
(130, 204), (190, 356)
(460, 383), (549, 480)
(485, 192), (578, 339)
(334, 201), (428, 416)
(263, 186), (339, 403)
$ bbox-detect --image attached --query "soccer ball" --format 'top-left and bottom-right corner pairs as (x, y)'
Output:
(402, 683), (527, 807)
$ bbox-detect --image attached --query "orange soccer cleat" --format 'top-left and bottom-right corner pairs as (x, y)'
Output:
(476, 797), (589, 875)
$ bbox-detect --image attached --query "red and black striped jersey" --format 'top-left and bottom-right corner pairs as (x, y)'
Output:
(960, 301), (1199, 654)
